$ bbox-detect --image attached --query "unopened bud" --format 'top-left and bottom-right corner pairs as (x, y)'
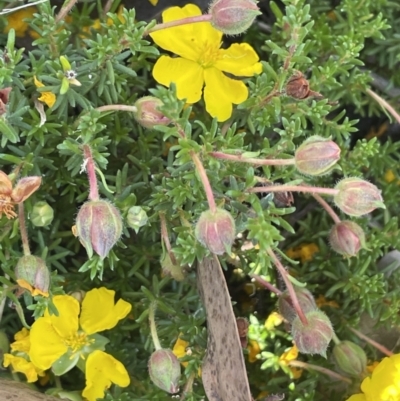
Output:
(294, 136), (340, 176)
(195, 208), (235, 255)
(15, 255), (50, 297)
(332, 340), (367, 377)
(334, 178), (384, 217)
(127, 206), (148, 233)
(209, 0), (261, 35)
(68, 290), (86, 303)
(30, 201), (54, 227)
(161, 252), (185, 281)
(291, 311), (334, 357)
(148, 349), (181, 393)
(278, 288), (317, 323)
(76, 200), (122, 259)
(133, 96), (171, 129)
(329, 221), (366, 257)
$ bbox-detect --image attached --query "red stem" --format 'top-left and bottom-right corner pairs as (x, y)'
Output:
(209, 151), (296, 166)
(349, 326), (393, 357)
(248, 185), (339, 196)
(312, 193), (341, 224)
(250, 274), (282, 296)
(83, 145), (99, 201)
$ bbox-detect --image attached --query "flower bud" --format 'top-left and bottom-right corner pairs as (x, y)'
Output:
(334, 178), (384, 217)
(30, 201), (54, 227)
(76, 200), (123, 259)
(291, 311), (334, 357)
(15, 255), (50, 297)
(161, 252), (185, 281)
(332, 340), (367, 377)
(278, 288), (317, 323)
(195, 208), (235, 255)
(294, 136), (340, 176)
(133, 96), (171, 129)
(148, 349), (181, 393)
(329, 221), (366, 257)
(126, 206), (148, 233)
(209, 0), (261, 35)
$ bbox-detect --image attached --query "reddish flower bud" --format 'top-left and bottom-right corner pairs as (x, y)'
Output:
(209, 0), (261, 35)
(15, 255), (50, 297)
(195, 208), (235, 255)
(294, 136), (340, 176)
(278, 288), (317, 323)
(291, 311), (334, 357)
(332, 340), (367, 377)
(148, 349), (181, 394)
(133, 96), (171, 129)
(334, 178), (384, 217)
(329, 220), (366, 257)
(75, 200), (122, 259)
(31, 201), (54, 227)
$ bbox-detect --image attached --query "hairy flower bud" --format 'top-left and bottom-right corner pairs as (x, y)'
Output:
(127, 206), (148, 233)
(209, 0), (261, 35)
(294, 136), (340, 176)
(278, 288), (317, 323)
(332, 340), (367, 377)
(148, 349), (181, 393)
(291, 311), (334, 357)
(329, 221), (366, 257)
(334, 178), (384, 217)
(133, 96), (171, 129)
(161, 252), (185, 281)
(31, 201), (54, 227)
(15, 255), (50, 297)
(76, 200), (122, 259)
(195, 208), (235, 255)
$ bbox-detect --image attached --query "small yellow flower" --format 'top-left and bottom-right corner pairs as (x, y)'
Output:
(346, 353), (400, 401)
(279, 345), (303, 379)
(286, 243), (319, 263)
(315, 294), (339, 309)
(149, 4), (262, 122)
(3, 7), (36, 37)
(34, 77), (56, 108)
(10, 328), (30, 353)
(149, 0), (159, 4)
(247, 340), (261, 363)
(172, 336), (189, 367)
(264, 312), (283, 330)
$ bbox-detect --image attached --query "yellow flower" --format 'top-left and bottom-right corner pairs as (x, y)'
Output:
(315, 294), (339, 309)
(29, 287), (131, 370)
(149, 0), (159, 4)
(4, 7), (36, 37)
(172, 336), (189, 367)
(346, 354), (400, 401)
(34, 77), (56, 108)
(247, 340), (261, 363)
(82, 350), (130, 401)
(279, 345), (302, 379)
(10, 328), (30, 353)
(264, 312), (283, 330)
(149, 4), (262, 122)
(286, 243), (319, 263)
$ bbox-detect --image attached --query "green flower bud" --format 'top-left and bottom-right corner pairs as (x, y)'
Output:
(30, 201), (54, 227)
(329, 221), (366, 257)
(15, 255), (50, 297)
(161, 252), (185, 281)
(334, 178), (384, 217)
(76, 200), (122, 259)
(127, 206), (148, 233)
(294, 136), (340, 176)
(148, 349), (181, 394)
(278, 288), (317, 323)
(209, 0), (261, 35)
(332, 340), (367, 377)
(291, 311), (334, 357)
(133, 96), (171, 129)
(195, 208), (235, 255)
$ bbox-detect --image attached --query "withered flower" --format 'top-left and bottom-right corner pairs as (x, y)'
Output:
(0, 171), (42, 219)
(285, 70), (323, 100)
(0, 87), (11, 116)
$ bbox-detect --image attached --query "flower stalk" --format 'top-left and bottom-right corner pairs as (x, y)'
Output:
(209, 151), (296, 166)
(149, 301), (162, 351)
(18, 203), (31, 256)
(349, 326), (393, 357)
(83, 145), (99, 201)
(312, 192), (341, 224)
(248, 184), (339, 196)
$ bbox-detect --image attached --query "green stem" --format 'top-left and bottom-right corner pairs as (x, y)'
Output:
(288, 360), (352, 383)
(18, 203), (31, 256)
(144, 14), (213, 36)
(209, 151), (296, 166)
(83, 145), (99, 201)
(248, 185), (339, 196)
(149, 301), (162, 350)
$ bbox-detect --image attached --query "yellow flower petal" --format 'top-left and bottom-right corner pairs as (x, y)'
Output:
(203, 67), (248, 121)
(149, 0), (158, 4)
(4, 7), (36, 37)
(80, 287), (131, 335)
(279, 345), (299, 364)
(150, 5), (221, 60)
(3, 354), (45, 383)
(38, 92), (56, 108)
(247, 340), (261, 363)
(17, 279), (49, 298)
(152, 56), (204, 104)
(10, 328), (30, 353)
(34, 76), (44, 88)
(345, 395), (367, 401)
(215, 43), (262, 77)
(29, 317), (68, 370)
(82, 350), (130, 401)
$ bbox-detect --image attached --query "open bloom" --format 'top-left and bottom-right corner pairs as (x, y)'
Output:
(0, 171), (41, 219)
(346, 354), (400, 401)
(149, 4), (262, 122)
(29, 287), (131, 400)
(34, 77), (56, 108)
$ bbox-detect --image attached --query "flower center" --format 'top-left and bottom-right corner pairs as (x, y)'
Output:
(64, 332), (92, 353)
(0, 195), (16, 219)
(197, 41), (221, 68)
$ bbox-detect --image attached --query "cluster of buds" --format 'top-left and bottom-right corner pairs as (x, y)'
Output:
(148, 349), (181, 393)
(209, 0), (261, 35)
(195, 208), (235, 255)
